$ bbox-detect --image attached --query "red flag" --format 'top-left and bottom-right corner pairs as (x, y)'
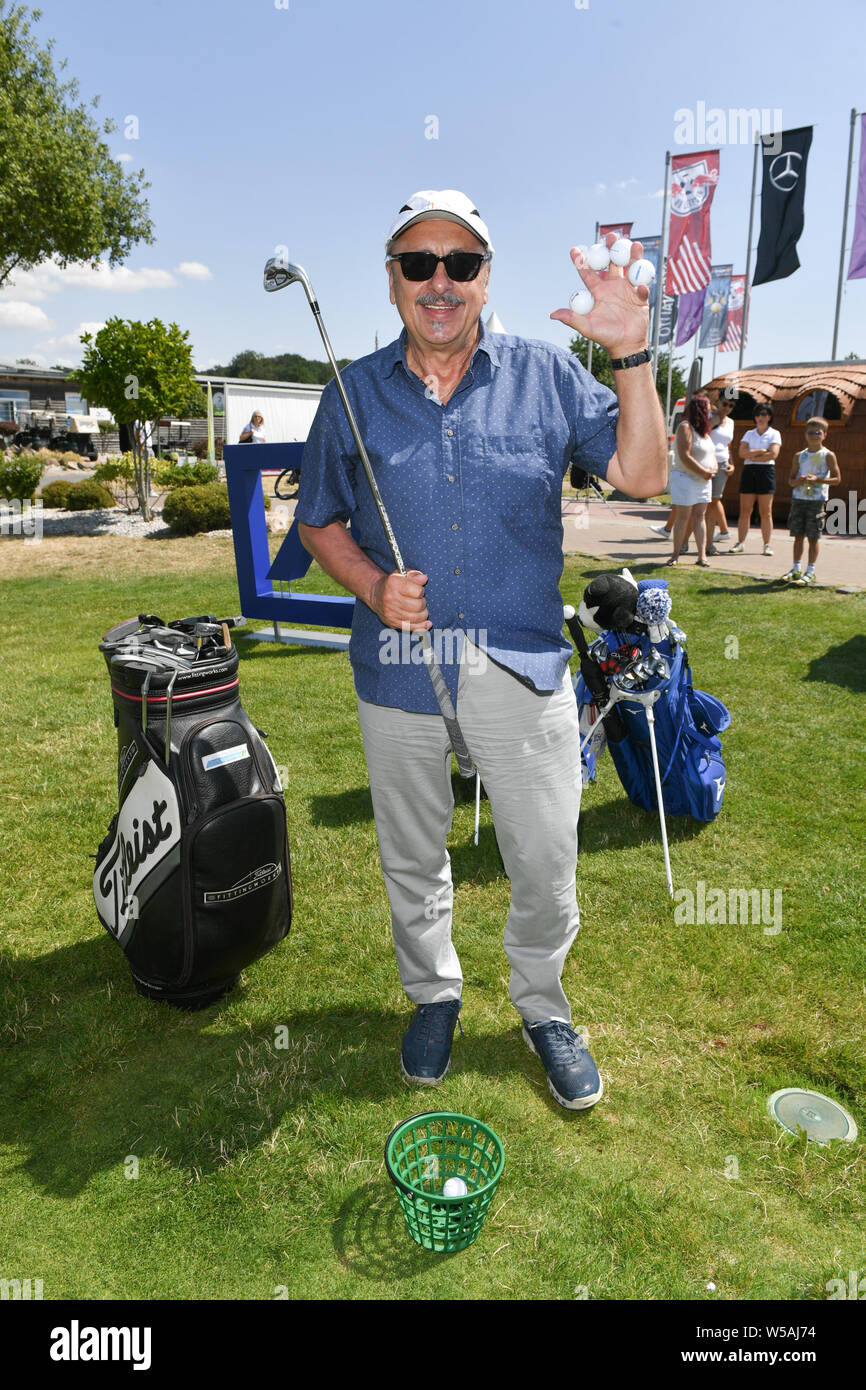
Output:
(719, 274), (746, 353)
(599, 222), (633, 240)
(666, 151), (720, 295)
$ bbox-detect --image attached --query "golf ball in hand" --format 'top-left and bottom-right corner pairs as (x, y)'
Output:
(443, 1177), (468, 1197)
(570, 286), (595, 316)
(608, 237), (632, 267)
(627, 258), (656, 287)
(587, 242), (611, 272)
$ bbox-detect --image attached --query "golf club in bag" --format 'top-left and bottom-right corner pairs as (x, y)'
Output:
(263, 254), (475, 780)
(93, 614), (292, 1007)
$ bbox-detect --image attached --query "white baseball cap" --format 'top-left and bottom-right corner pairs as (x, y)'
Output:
(385, 190), (494, 254)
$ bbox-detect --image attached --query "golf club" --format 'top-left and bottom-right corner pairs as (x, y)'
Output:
(264, 256), (475, 779)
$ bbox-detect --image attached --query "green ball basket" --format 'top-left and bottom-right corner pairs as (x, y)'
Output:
(385, 1111), (505, 1254)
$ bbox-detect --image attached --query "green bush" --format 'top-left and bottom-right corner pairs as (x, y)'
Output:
(64, 479), (116, 510)
(163, 483), (232, 535)
(94, 455), (135, 485)
(0, 453), (44, 502)
(153, 459), (219, 489)
(39, 480), (73, 508)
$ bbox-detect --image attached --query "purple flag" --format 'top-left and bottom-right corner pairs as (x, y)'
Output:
(848, 114), (866, 280)
(676, 288), (706, 345)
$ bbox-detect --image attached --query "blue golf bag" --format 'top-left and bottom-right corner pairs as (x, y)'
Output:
(573, 579), (730, 822)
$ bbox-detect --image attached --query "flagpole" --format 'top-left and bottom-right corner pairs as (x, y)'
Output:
(739, 135), (760, 370)
(665, 348), (674, 430)
(652, 152), (672, 384)
(832, 108), (859, 360)
(587, 220), (598, 377)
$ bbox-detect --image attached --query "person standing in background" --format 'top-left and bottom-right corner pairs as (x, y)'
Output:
(705, 394), (735, 555)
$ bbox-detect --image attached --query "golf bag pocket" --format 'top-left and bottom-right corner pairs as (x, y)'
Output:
(688, 688), (731, 738)
(680, 734), (727, 820)
(184, 795), (290, 983)
(183, 719), (275, 817)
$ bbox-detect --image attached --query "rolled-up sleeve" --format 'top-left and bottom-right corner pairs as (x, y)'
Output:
(555, 353), (619, 482)
(294, 383), (357, 528)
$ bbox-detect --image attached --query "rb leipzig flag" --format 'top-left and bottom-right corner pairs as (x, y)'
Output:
(720, 275), (746, 353)
(847, 114), (866, 280)
(699, 265), (733, 348)
(666, 150), (720, 295)
(753, 126), (812, 285)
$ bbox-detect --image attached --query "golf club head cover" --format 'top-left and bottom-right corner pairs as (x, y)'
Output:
(577, 569), (643, 635)
(93, 614), (292, 1008)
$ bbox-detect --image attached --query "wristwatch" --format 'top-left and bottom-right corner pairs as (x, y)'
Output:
(610, 347), (653, 370)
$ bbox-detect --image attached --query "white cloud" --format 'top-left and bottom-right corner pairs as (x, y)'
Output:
(0, 301), (54, 330)
(176, 261), (212, 281)
(44, 321), (107, 350)
(615, 178), (640, 191)
(0, 259), (178, 301)
(595, 182), (607, 194)
(116, 153), (133, 163)
(649, 188), (666, 199)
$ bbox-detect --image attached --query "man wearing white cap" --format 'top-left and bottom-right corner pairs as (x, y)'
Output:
(296, 190), (666, 1111)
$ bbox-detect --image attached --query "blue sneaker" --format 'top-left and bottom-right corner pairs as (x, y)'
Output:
(400, 1000), (462, 1086)
(522, 1019), (603, 1110)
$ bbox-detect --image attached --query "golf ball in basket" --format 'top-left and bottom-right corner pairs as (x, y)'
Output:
(627, 258), (656, 287)
(570, 286), (595, 316)
(443, 1177), (468, 1197)
(586, 242), (611, 272)
(608, 237), (632, 267)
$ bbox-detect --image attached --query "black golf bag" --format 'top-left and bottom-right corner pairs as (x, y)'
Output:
(93, 614), (292, 1008)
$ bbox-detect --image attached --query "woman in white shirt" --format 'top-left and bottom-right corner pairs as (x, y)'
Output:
(668, 393), (718, 566)
(239, 411), (266, 443)
(705, 394), (735, 554)
(730, 404), (781, 555)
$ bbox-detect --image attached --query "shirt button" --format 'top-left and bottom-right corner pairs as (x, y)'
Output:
(448, 475), (455, 482)
(453, 567), (460, 575)
(446, 429), (454, 437)
(451, 523), (458, 530)
(458, 612), (465, 619)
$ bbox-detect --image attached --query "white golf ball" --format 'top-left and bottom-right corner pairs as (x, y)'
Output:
(587, 242), (611, 272)
(627, 258), (656, 287)
(570, 286), (595, 316)
(609, 237), (632, 267)
(443, 1176), (468, 1197)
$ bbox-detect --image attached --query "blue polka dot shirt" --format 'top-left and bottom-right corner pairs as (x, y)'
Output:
(295, 322), (619, 713)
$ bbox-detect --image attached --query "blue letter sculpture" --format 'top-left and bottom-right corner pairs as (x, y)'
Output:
(224, 442), (354, 647)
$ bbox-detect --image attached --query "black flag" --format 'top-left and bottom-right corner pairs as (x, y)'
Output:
(753, 126), (812, 285)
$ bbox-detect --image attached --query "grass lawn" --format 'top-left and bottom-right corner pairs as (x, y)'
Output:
(0, 534), (864, 1302)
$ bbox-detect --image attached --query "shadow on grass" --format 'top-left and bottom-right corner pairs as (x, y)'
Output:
(332, 1179), (459, 1280)
(309, 785), (374, 827)
(577, 800), (706, 852)
(0, 937), (564, 1198)
(804, 635), (866, 693)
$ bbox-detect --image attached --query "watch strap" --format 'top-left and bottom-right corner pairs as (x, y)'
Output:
(610, 347), (653, 370)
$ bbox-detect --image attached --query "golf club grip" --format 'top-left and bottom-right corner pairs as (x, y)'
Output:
(563, 609), (590, 659)
(565, 608), (627, 743)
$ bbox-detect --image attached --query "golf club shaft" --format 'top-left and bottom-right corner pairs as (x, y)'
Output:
(300, 281), (474, 778)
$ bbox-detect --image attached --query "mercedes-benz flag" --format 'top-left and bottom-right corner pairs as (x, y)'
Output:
(753, 127), (812, 285)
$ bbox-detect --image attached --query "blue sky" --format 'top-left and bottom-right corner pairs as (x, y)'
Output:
(2, 0), (864, 375)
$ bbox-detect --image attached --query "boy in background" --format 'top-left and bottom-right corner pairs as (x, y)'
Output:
(781, 417), (840, 587)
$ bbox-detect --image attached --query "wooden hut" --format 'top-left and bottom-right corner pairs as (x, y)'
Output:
(701, 362), (866, 529)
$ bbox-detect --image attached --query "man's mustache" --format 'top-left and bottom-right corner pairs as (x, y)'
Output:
(415, 292), (464, 307)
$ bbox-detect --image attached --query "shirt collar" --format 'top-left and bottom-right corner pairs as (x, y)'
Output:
(381, 319), (501, 379)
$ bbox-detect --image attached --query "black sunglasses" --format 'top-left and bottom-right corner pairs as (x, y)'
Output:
(387, 250), (491, 282)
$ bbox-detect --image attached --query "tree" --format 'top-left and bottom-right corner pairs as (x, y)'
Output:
(78, 319), (200, 520)
(568, 336), (688, 422)
(201, 347), (351, 384)
(0, 3), (153, 289)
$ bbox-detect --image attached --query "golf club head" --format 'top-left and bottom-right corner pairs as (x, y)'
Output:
(263, 256), (312, 296)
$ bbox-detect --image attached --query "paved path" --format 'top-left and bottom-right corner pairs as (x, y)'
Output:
(561, 496), (865, 592)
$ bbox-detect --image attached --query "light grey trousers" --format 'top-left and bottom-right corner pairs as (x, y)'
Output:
(357, 639), (582, 1023)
